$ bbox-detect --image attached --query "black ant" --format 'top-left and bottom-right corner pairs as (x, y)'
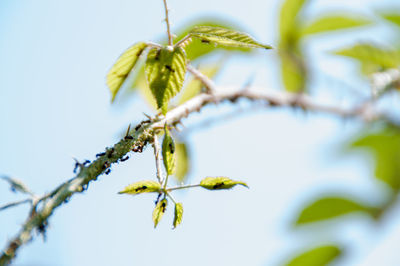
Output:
(134, 124), (142, 131)
(169, 143), (175, 154)
(201, 39), (210, 44)
(73, 159), (91, 173)
(155, 49), (161, 61)
(213, 182), (225, 189)
(155, 193), (162, 205)
(120, 156), (129, 162)
(105, 169), (111, 175)
(165, 65), (175, 72)
(107, 148), (115, 158)
(101, 161), (110, 170)
(96, 152), (106, 158)
(124, 135), (134, 140)
(161, 201), (167, 212)
(135, 185), (148, 192)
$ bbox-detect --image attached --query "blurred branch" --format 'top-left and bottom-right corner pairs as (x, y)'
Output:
(0, 199), (32, 212)
(0, 70), (395, 264)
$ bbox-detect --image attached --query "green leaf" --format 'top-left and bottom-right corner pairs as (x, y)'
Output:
(294, 196), (374, 226)
(145, 46), (187, 114)
(300, 14), (371, 36)
(133, 64), (158, 110)
(173, 202), (184, 229)
(349, 126), (400, 190)
(107, 42), (147, 102)
(162, 125), (176, 175)
(175, 142), (190, 183)
(333, 43), (400, 75)
(153, 198), (168, 228)
(118, 180), (161, 195)
(190, 26), (272, 50)
(379, 12), (400, 29)
(178, 63), (221, 105)
(279, 0), (308, 47)
(286, 245), (342, 266)
(280, 51), (306, 92)
(200, 177), (248, 190)
(173, 19), (253, 60)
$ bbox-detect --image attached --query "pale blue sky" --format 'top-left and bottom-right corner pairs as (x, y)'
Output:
(1, 0), (400, 265)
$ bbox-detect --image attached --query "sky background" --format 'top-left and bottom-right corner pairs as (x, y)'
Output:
(1, 0), (400, 265)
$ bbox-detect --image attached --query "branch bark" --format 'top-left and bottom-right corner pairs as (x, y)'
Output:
(0, 86), (392, 265)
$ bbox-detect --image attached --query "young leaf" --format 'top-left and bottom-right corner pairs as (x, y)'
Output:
(200, 177), (248, 190)
(279, 0), (308, 46)
(153, 198), (168, 228)
(107, 42), (147, 102)
(145, 46), (187, 114)
(190, 26), (272, 49)
(379, 12), (400, 29)
(333, 43), (400, 75)
(162, 126), (176, 175)
(286, 245), (342, 266)
(279, 51), (306, 92)
(118, 180), (161, 195)
(173, 18), (252, 60)
(294, 196), (375, 226)
(300, 14), (371, 36)
(349, 126), (400, 190)
(173, 202), (184, 229)
(175, 142), (190, 182)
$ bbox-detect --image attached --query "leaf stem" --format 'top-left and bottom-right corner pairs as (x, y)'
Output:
(174, 34), (192, 48)
(152, 135), (164, 184)
(162, 0), (173, 46)
(167, 184), (201, 191)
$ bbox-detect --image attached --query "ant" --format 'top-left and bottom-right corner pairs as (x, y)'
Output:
(120, 156), (129, 162)
(201, 39), (210, 44)
(96, 152), (106, 158)
(124, 135), (134, 140)
(155, 193), (162, 205)
(165, 65), (175, 72)
(105, 169), (111, 175)
(107, 148), (115, 158)
(213, 182), (225, 189)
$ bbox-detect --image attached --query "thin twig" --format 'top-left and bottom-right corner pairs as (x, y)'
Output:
(187, 64), (216, 94)
(167, 184), (201, 191)
(162, 0), (173, 46)
(0, 199), (32, 212)
(152, 135), (164, 184)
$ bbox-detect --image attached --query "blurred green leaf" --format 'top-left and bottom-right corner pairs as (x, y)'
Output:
(286, 245), (342, 266)
(178, 63), (221, 105)
(162, 125), (176, 176)
(153, 198), (168, 228)
(173, 18), (253, 60)
(279, 0), (308, 47)
(173, 202), (184, 229)
(118, 180), (161, 195)
(300, 14), (371, 36)
(333, 43), (400, 75)
(106, 42), (147, 102)
(132, 63), (158, 110)
(295, 196), (375, 226)
(379, 12), (400, 29)
(350, 126), (400, 190)
(200, 177), (248, 190)
(145, 47), (187, 114)
(280, 51), (306, 92)
(175, 142), (190, 183)
(190, 26), (272, 49)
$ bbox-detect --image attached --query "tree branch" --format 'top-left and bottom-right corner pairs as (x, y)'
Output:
(0, 84), (393, 265)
